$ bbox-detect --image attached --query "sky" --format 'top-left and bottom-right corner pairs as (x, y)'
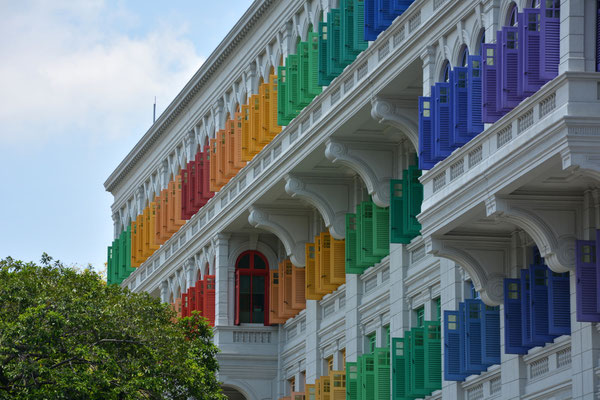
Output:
(0, 0), (254, 270)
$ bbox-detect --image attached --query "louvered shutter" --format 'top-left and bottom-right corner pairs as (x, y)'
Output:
(250, 97), (262, 158)
(306, 243), (322, 300)
(269, 269), (283, 324)
(424, 321), (442, 391)
(540, 2), (560, 80)
(346, 362), (358, 400)
(182, 292), (189, 318)
(499, 27), (522, 111)
(330, 370), (346, 400)
(284, 260), (300, 315)
(547, 270), (570, 336)
(356, 356), (363, 400)
(320, 374), (331, 400)
(575, 239), (600, 322)
(124, 226), (132, 273)
(409, 327), (426, 397)
(154, 195), (163, 246)
(204, 275), (216, 326)
(181, 167), (189, 218)
(374, 347), (390, 400)
(278, 261), (288, 318)
(364, 0), (378, 41)
(328, 10), (345, 76)
(148, 203), (159, 251)
(287, 55), (300, 115)
(530, 263), (557, 342)
(390, 179), (406, 244)
(520, 9), (544, 95)
(481, 43), (502, 123)
(503, 278), (528, 354)
(292, 265), (307, 309)
(345, 213), (362, 274)
(330, 237), (346, 285)
(267, 75), (282, 138)
(258, 84), (270, 145)
(451, 67), (469, 146)
(174, 175), (186, 227)
(223, 120), (235, 175)
(372, 204), (389, 256)
(341, 0), (357, 63)
(106, 245), (114, 285)
(318, 21), (333, 86)
(209, 138), (218, 192)
(443, 310), (466, 381)
(353, 0), (368, 52)
(160, 189), (170, 240)
(464, 299), (486, 373)
(320, 232), (338, 291)
(418, 96), (437, 169)
(314, 235), (326, 296)
(306, 384), (316, 400)
(520, 269), (541, 348)
(467, 55), (484, 136)
(597, 1), (600, 71)
(307, 32), (322, 96)
(433, 82), (453, 159)
(359, 201), (381, 267)
(391, 338), (407, 399)
(315, 378), (321, 400)
(196, 278), (204, 317)
(481, 304), (501, 366)
(403, 330), (413, 394)
(297, 42), (311, 107)
(403, 167), (423, 239)
(393, 0), (413, 13)
(376, 0), (397, 30)
(361, 353), (375, 400)
(277, 67), (291, 126)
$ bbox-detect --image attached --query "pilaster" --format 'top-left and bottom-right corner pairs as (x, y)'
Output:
(214, 233), (231, 326)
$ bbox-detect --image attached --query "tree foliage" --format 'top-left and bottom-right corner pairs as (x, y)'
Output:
(0, 255), (225, 400)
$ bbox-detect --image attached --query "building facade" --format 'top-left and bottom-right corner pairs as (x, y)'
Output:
(104, 0), (600, 399)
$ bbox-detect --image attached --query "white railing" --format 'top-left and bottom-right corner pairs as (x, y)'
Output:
(123, 0), (468, 289)
(461, 365), (502, 400)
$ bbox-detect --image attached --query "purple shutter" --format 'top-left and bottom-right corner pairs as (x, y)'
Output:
(418, 95), (437, 169)
(481, 304), (501, 366)
(576, 239), (600, 322)
(364, 0), (378, 41)
(504, 278), (529, 354)
(597, 1), (600, 71)
(464, 299), (486, 373)
(520, 8), (545, 95)
(451, 67), (469, 146)
(548, 270), (571, 336)
(540, 1), (560, 80)
(433, 82), (453, 159)
(529, 264), (556, 343)
(500, 26), (522, 111)
(393, 0), (413, 13)
(444, 310), (467, 381)
(596, 230), (600, 314)
(521, 269), (545, 348)
(482, 43), (502, 123)
(467, 55), (484, 136)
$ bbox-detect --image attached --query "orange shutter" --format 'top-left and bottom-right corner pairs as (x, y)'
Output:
(148, 202), (160, 251)
(292, 264), (306, 309)
(241, 104), (251, 161)
(320, 375), (331, 400)
(269, 74), (282, 137)
(259, 83), (270, 145)
(216, 130), (228, 188)
(130, 220), (139, 268)
(173, 175), (186, 227)
(283, 259), (301, 315)
(320, 232), (338, 292)
(159, 190), (170, 241)
(233, 112), (246, 169)
(305, 242), (322, 300)
(270, 269), (287, 324)
(249, 94), (261, 157)
(330, 237), (345, 285)
(153, 196), (165, 246)
(142, 207), (151, 258)
(136, 214), (144, 264)
(209, 138), (218, 192)
(329, 370), (346, 400)
(277, 261), (291, 319)
(314, 235), (329, 296)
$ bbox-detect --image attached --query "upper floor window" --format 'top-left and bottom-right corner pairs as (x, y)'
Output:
(415, 305), (425, 327)
(507, 3), (518, 26)
(531, 0), (541, 7)
(235, 250), (269, 325)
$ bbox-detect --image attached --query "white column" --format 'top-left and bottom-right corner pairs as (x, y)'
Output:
(421, 46), (437, 97)
(390, 243), (410, 338)
(214, 233), (231, 327)
(305, 300), (321, 382)
(344, 274), (362, 363)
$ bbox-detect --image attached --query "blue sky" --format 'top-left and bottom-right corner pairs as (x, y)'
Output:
(0, 0), (253, 271)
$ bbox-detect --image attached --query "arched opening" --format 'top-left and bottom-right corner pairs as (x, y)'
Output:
(506, 3), (518, 26)
(222, 385), (248, 400)
(530, 0), (541, 8)
(458, 46), (469, 67)
(477, 29), (486, 55)
(440, 60), (450, 82)
(235, 250), (269, 325)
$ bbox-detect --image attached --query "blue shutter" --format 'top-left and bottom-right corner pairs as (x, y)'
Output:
(539, 2), (560, 80)
(443, 310), (467, 381)
(393, 0), (413, 13)
(376, 0), (396, 31)
(499, 27), (522, 111)
(597, 1), (600, 72)
(451, 67), (469, 146)
(467, 55), (484, 136)
(481, 304), (501, 366)
(519, 8), (545, 95)
(364, 0), (378, 41)
(548, 270), (571, 336)
(575, 239), (600, 322)
(433, 82), (453, 159)
(521, 269), (543, 348)
(504, 278), (529, 354)
(418, 96), (438, 170)
(464, 299), (486, 373)
(529, 264), (556, 343)
(482, 43), (503, 123)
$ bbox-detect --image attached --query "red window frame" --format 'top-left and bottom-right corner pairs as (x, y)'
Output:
(235, 250), (270, 325)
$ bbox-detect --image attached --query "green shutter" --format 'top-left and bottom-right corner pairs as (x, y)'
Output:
(403, 166), (423, 237)
(392, 338), (407, 400)
(346, 362), (359, 400)
(356, 355), (364, 400)
(327, 9), (345, 77)
(408, 327), (427, 397)
(346, 213), (363, 274)
(277, 66), (291, 126)
(297, 41), (311, 107)
(374, 347), (391, 400)
(118, 230), (127, 282)
(361, 353), (375, 400)
(318, 21), (333, 86)
(403, 331), (413, 397)
(340, 0), (358, 63)
(372, 203), (390, 257)
(286, 55), (300, 115)
(307, 32), (322, 97)
(390, 179), (408, 244)
(107, 244), (114, 285)
(357, 202), (379, 268)
(124, 226), (132, 271)
(424, 321), (442, 392)
(352, 0), (368, 52)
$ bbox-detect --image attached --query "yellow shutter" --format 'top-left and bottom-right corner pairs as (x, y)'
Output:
(330, 237), (345, 285)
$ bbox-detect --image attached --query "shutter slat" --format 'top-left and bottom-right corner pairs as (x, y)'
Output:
(504, 278), (529, 354)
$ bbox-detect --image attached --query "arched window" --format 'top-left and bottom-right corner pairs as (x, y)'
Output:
(235, 250), (269, 325)
(477, 30), (486, 56)
(459, 46), (469, 67)
(507, 3), (518, 26)
(441, 61), (450, 82)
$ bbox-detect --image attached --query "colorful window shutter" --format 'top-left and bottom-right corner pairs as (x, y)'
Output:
(297, 41), (312, 107)
(269, 269), (283, 324)
(499, 27), (521, 111)
(450, 67), (469, 146)
(547, 270), (570, 336)
(529, 263), (556, 342)
(374, 347), (390, 400)
(346, 362), (358, 400)
(503, 278), (529, 354)
(195, 278), (204, 317)
(340, 0), (358, 64)
(318, 22), (333, 87)
(327, 10), (344, 77)
(539, 1), (560, 80)
(464, 299), (486, 373)
(372, 204), (389, 257)
(576, 239), (600, 322)
(355, 356), (363, 400)
(268, 75), (282, 137)
(390, 179), (406, 244)
(393, 0), (414, 13)
(306, 243), (321, 300)
(181, 292), (188, 318)
(481, 304), (501, 366)
(408, 327), (426, 397)
(330, 237), (346, 285)
(467, 55), (484, 136)
(319, 232), (338, 291)
(345, 213), (362, 274)
(403, 331), (413, 394)
(433, 82), (453, 159)
(330, 370), (346, 400)
(391, 338), (407, 399)
(519, 9), (544, 95)
(292, 265), (307, 310)
(307, 32), (322, 97)
(424, 321), (442, 391)
(204, 275), (216, 326)
(283, 260), (300, 315)
(443, 310), (467, 381)
(106, 245), (114, 285)
(277, 67), (291, 126)
(361, 353), (375, 399)
(306, 384), (316, 400)
(352, 0), (368, 52)
(403, 166), (423, 239)
(357, 201), (380, 268)
(363, 0), (378, 41)
(481, 43), (502, 123)
(520, 269), (539, 348)
(287, 55), (300, 115)
(418, 95), (438, 170)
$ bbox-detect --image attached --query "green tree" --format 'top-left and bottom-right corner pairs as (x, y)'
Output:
(0, 255), (225, 400)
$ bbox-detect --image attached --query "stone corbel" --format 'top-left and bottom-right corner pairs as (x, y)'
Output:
(248, 206), (312, 266)
(325, 139), (397, 207)
(485, 195), (580, 272)
(425, 235), (509, 306)
(370, 97), (419, 151)
(285, 174), (353, 239)
(561, 134), (600, 182)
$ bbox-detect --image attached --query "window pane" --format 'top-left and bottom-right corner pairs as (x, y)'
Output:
(239, 275), (251, 323)
(254, 254), (267, 269)
(238, 253), (251, 269)
(252, 275), (265, 323)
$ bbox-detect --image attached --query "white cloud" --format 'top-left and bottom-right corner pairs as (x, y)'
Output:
(0, 1), (204, 145)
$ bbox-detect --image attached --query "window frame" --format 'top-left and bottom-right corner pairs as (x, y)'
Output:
(235, 250), (270, 325)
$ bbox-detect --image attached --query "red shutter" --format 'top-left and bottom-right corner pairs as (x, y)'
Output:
(204, 275), (216, 327)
